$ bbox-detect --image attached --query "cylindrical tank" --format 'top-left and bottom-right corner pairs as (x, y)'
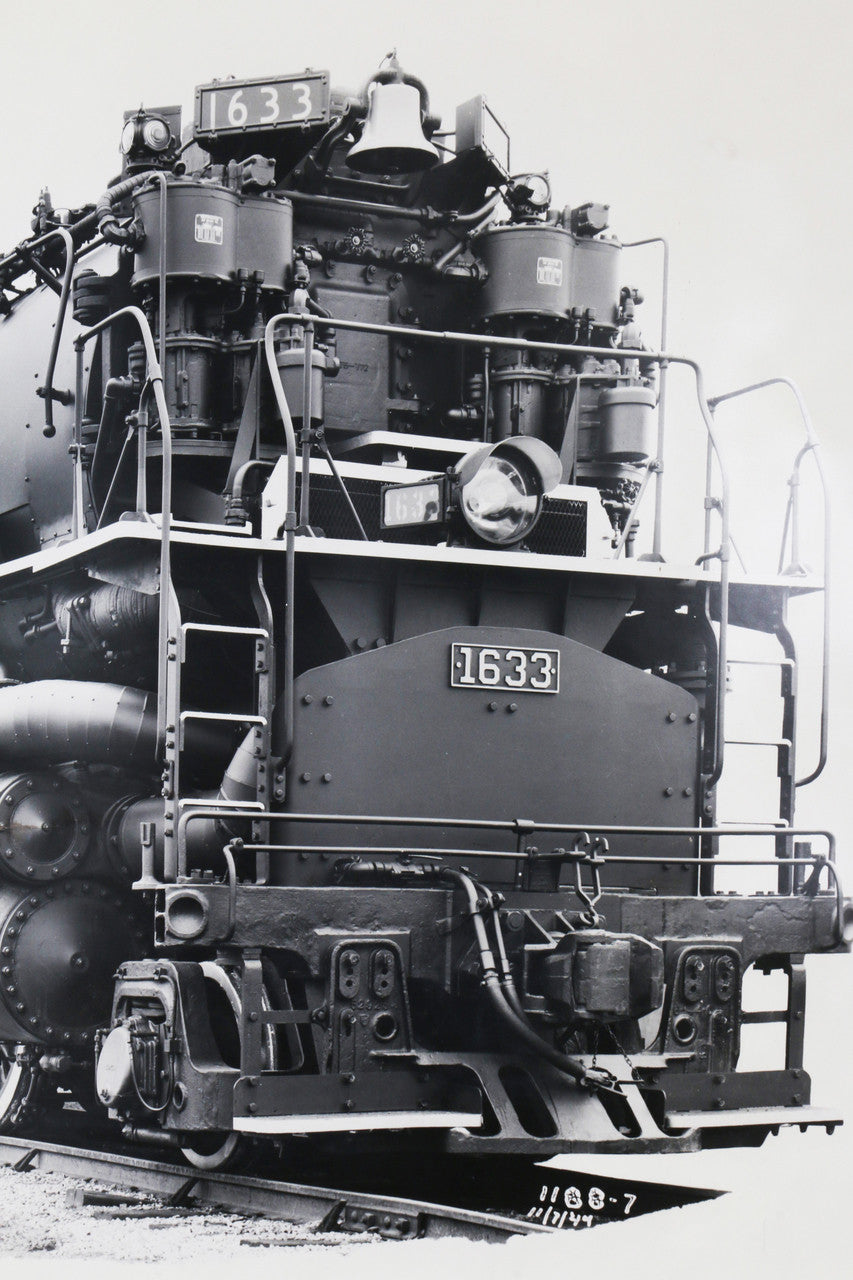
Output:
(597, 385), (656, 461)
(236, 196), (293, 292)
(0, 881), (143, 1043)
(571, 237), (622, 328)
(133, 182), (240, 285)
(275, 346), (339, 425)
(132, 182), (293, 291)
(474, 224), (574, 320)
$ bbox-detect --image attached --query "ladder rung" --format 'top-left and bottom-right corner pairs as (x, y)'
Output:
(181, 623), (269, 639)
(178, 797), (266, 810)
(720, 820), (789, 828)
(725, 738), (791, 748)
(727, 658), (795, 667)
(180, 711), (267, 726)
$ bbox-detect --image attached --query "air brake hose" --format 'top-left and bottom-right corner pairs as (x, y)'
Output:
(480, 885), (528, 1021)
(338, 859), (612, 1089)
(439, 867), (596, 1087)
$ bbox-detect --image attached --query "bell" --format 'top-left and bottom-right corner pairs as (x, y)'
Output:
(347, 81), (440, 175)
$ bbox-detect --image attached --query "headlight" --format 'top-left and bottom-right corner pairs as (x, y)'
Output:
(380, 435), (562, 548)
(142, 117), (172, 152)
(459, 454), (540, 545)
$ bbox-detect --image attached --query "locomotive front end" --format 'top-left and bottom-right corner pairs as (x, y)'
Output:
(0, 55), (844, 1166)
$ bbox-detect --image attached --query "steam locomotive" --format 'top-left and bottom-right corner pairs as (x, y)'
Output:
(0, 55), (845, 1170)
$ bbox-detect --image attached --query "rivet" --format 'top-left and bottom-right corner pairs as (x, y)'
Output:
(666, 712), (676, 723)
(663, 787), (674, 797)
(302, 694), (313, 705)
(687, 712), (697, 723)
(323, 695), (334, 707)
(322, 773), (332, 783)
(300, 772), (311, 783)
(488, 702), (498, 712)
(507, 703), (518, 714)
(683, 787), (693, 797)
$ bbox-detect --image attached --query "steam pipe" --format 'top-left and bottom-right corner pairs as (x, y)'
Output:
(93, 171), (161, 246)
(282, 190), (439, 223)
(0, 681), (229, 770)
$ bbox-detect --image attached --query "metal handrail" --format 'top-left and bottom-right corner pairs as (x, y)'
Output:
(23, 227), (77, 438)
(173, 804), (844, 935)
(176, 805), (834, 854)
(262, 316), (298, 772)
(621, 236), (670, 561)
(706, 377), (829, 787)
(263, 311), (732, 791)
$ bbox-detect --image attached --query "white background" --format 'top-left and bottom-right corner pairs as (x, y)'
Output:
(1, 0), (851, 1275)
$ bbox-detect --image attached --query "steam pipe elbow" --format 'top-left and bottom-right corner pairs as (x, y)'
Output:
(95, 171), (160, 246)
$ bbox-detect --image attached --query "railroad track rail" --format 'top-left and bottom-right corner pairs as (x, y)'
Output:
(0, 1131), (724, 1243)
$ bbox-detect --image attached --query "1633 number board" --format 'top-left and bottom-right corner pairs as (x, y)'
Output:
(450, 643), (559, 694)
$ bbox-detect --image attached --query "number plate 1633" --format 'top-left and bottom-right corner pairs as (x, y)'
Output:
(450, 643), (560, 694)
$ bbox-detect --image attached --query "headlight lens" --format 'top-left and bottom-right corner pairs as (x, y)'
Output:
(142, 118), (172, 152)
(459, 455), (540, 544)
(120, 120), (137, 156)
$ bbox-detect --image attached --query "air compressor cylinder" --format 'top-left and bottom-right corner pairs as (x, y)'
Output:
(132, 183), (293, 291)
(474, 224), (574, 320)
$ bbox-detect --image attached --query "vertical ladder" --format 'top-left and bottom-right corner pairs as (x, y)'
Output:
(724, 631), (797, 892)
(161, 555), (274, 883)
